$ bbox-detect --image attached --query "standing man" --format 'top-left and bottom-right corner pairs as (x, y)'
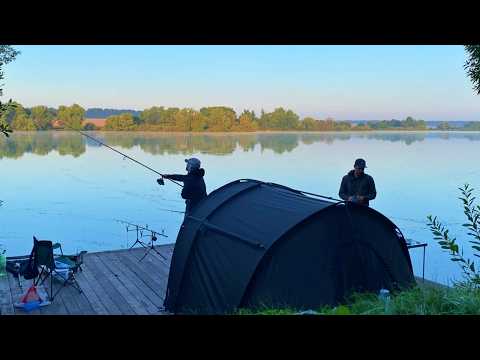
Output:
(158, 158), (207, 217)
(339, 158), (376, 207)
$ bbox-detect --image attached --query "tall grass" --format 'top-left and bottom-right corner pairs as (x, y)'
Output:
(237, 285), (480, 315)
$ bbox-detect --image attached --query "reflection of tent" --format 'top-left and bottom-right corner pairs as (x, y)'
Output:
(164, 179), (415, 314)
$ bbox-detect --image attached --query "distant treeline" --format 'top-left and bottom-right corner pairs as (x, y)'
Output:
(1, 103), (479, 132)
(85, 108), (142, 118)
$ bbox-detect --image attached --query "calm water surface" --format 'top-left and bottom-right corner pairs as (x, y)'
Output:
(2, 131), (480, 285)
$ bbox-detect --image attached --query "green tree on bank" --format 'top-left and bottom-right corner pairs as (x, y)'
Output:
(104, 113), (136, 130)
(11, 104), (36, 130)
(57, 104), (85, 130)
(0, 45), (20, 137)
(465, 45), (480, 95)
(31, 105), (56, 130)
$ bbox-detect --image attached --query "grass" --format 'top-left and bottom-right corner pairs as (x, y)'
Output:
(236, 284), (480, 315)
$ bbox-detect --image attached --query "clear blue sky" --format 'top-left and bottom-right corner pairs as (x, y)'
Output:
(2, 45), (479, 121)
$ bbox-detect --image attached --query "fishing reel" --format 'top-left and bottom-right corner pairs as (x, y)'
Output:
(157, 177), (165, 186)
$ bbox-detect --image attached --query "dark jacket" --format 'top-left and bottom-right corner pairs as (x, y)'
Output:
(165, 168), (207, 213)
(339, 170), (376, 206)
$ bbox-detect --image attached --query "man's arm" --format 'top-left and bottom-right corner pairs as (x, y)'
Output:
(163, 174), (188, 182)
(364, 176), (377, 200)
(339, 176), (349, 201)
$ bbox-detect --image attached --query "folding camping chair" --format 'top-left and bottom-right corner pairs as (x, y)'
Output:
(32, 237), (83, 301)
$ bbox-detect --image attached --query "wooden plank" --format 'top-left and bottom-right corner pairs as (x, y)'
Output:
(144, 249), (173, 276)
(145, 245), (174, 268)
(115, 251), (167, 300)
(140, 253), (171, 293)
(84, 254), (136, 315)
(79, 258), (122, 315)
(92, 253), (150, 315)
(97, 253), (159, 314)
(0, 275), (15, 315)
(58, 280), (94, 315)
(107, 252), (165, 309)
(116, 250), (168, 295)
(73, 270), (109, 315)
(128, 246), (172, 277)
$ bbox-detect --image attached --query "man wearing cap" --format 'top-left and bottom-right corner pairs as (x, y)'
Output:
(159, 158), (207, 217)
(339, 158), (377, 207)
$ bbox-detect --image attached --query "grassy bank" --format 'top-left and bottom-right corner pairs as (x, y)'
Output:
(236, 284), (480, 315)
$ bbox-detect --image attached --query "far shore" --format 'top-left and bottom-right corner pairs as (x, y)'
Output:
(8, 129), (480, 135)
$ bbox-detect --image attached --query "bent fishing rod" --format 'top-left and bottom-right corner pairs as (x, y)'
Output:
(63, 123), (183, 188)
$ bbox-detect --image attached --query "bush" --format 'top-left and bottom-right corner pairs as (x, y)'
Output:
(427, 184), (480, 286)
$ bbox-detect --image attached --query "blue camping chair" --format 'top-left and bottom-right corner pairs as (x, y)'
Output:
(32, 236), (83, 301)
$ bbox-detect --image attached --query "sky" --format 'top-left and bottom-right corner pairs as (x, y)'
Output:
(2, 45), (479, 121)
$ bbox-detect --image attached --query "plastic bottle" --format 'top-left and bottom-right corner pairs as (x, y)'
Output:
(0, 247), (7, 278)
(378, 288), (391, 314)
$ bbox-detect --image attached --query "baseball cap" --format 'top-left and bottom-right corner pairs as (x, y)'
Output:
(185, 157), (201, 169)
(354, 158), (367, 168)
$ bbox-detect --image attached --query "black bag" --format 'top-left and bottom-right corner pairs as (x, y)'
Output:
(20, 247), (39, 280)
(6, 261), (21, 278)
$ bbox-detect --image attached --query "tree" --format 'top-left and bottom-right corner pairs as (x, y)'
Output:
(437, 121), (451, 130)
(404, 116), (416, 128)
(140, 106), (179, 129)
(301, 117), (317, 130)
(104, 113), (137, 130)
(190, 111), (208, 132)
(234, 111), (258, 131)
(463, 121), (480, 131)
(465, 45), (480, 95)
(0, 45), (20, 137)
(200, 107), (237, 131)
(57, 104), (85, 130)
(30, 105), (55, 130)
(259, 108), (300, 130)
(10, 104), (37, 130)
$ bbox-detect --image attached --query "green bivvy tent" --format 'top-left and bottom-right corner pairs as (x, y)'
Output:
(164, 179), (415, 314)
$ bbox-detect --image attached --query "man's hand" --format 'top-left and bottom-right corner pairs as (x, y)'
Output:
(157, 178), (165, 185)
(357, 196), (364, 201)
(347, 196), (353, 201)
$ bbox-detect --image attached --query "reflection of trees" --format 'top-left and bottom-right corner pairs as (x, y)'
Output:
(257, 134), (299, 154)
(3, 131), (480, 159)
(0, 132), (85, 159)
(300, 133), (352, 145)
(460, 133), (480, 142)
(31, 132), (55, 155)
(57, 134), (85, 157)
(237, 134), (258, 152)
(360, 132), (427, 145)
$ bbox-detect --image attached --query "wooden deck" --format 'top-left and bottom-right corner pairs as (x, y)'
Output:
(0, 244), (174, 315)
(1, 242), (447, 315)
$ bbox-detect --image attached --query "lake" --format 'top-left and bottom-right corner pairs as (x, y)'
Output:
(1, 130), (479, 285)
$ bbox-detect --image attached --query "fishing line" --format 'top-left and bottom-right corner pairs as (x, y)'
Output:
(62, 124), (183, 188)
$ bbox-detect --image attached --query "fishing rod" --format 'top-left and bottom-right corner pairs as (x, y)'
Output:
(156, 207), (185, 214)
(115, 219), (168, 237)
(300, 191), (342, 202)
(117, 219), (168, 261)
(62, 123), (183, 188)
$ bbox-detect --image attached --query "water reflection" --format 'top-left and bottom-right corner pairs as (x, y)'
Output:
(1, 131), (480, 158)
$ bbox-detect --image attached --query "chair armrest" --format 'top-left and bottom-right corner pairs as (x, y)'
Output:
(52, 243), (64, 255)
